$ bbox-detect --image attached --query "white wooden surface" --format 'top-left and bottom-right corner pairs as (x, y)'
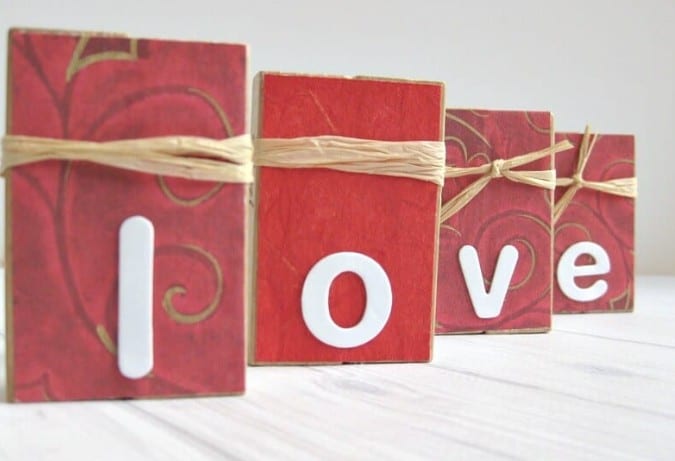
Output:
(1, 276), (674, 460)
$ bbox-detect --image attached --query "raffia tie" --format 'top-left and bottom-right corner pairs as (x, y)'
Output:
(253, 135), (446, 186)
(1, 134), (254, 183)
(553, 125), (637, 223)
(440, 140), (574, 223)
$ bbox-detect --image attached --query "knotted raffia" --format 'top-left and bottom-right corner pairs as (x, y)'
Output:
(1, 134), (254, 182)
(553, 125), (637, 223)
(440, 140), (574, 223)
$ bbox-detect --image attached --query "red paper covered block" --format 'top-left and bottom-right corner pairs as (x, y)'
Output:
(553, 131), (635, 313)
(5, 29), (247, 401)
(250, 72), (444, 364)
(436, 109), (556, 334)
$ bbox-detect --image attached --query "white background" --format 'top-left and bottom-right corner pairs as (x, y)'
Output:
(1, 0), (673, 274)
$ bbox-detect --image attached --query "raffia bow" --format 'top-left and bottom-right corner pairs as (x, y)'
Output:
(1, 134), (254, 183)
(553, 125), (637, 223)
(440, 140), (573, 223)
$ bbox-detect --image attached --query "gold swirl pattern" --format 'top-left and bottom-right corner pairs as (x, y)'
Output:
(445, 135), (491, 165)
(467, 151), (492, 165)
(66, 36), (138, 82)
(187, 87), (235, 137)
(509, 238), (536, 290)
(543, 189), (553, 207)
(481, 235), (537, 291)
(440, 142), (568, 224)
(157, 178), (225, 207)
(555, 221), (592, 240)
(157, 87), (235, 207)
(445, 111), (492, 148)
(554, 126), (637, 223)
(162, 244), (224, 324)
(516, 212), (552, 236)
(440, 224), (461, 238)
(602, 158), (636, 176)
(469, 110), (490, 118)
(96, 324), (117, 355)
(15, 373), (56, 401)
(610, 288), (632, 311)
(525, 112), (551, 134)
(10, 33), (242, 400)
(514, 214), (552, 297)
(444, 135), (469, 159)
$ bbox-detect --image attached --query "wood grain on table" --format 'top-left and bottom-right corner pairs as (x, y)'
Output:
(1, 276), (674, 460)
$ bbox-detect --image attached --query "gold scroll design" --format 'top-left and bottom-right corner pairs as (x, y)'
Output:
(66, 35), (138, 82)
(65, 36), (237, 207)
(10, 37), (218, 361)
(14, 373), (57, 402)
(479, 213), (550, 294)
(483, 238), (536, 291)
(610, 285), (632, 311)
(525, 112), (551, 134)
(96, 324), (117, 355)
(63, 40), (229, 352)
(441, 133), (486, 238)
(162, 244), (224, 324)
(157, 87), (237, 207)
(440, 139), (573, 224)
(553, 125), (637, 224)
(555, 216), (632, 311)
(91, 244), (223, 357)
(443, 124), (555, 293)
(554, 152), (634, 311)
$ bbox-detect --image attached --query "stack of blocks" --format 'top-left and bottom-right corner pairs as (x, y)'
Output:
(2, 29), (636, 402)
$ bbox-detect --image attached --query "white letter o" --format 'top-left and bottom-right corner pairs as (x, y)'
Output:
(301, 252), (392, 348)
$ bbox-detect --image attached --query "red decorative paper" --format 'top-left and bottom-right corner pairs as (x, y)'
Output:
(6, 29), (247, 401)
(251, 73), (444, 363)
(553, 132), (635, 313)
(436, 110), (554, 334)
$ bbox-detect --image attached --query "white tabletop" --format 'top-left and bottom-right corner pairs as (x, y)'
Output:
(1, 275), (674, 461)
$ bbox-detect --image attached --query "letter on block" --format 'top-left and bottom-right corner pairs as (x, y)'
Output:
(250, 72), (445, 364)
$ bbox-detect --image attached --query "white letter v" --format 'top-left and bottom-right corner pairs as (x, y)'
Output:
(458, 245), (519, 319)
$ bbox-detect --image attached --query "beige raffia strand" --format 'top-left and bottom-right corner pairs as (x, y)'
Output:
(1, 134), (254, 182)
(440, 140), (574, 223)
(253, 136), (446, 186)
(553, 125), (637, 223)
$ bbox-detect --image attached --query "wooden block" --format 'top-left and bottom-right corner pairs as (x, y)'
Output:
(250, 72), (444, 364)
(436, 109), (555, 334)
(5, 29), (247, 401)
(553, 131), (635, 313)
